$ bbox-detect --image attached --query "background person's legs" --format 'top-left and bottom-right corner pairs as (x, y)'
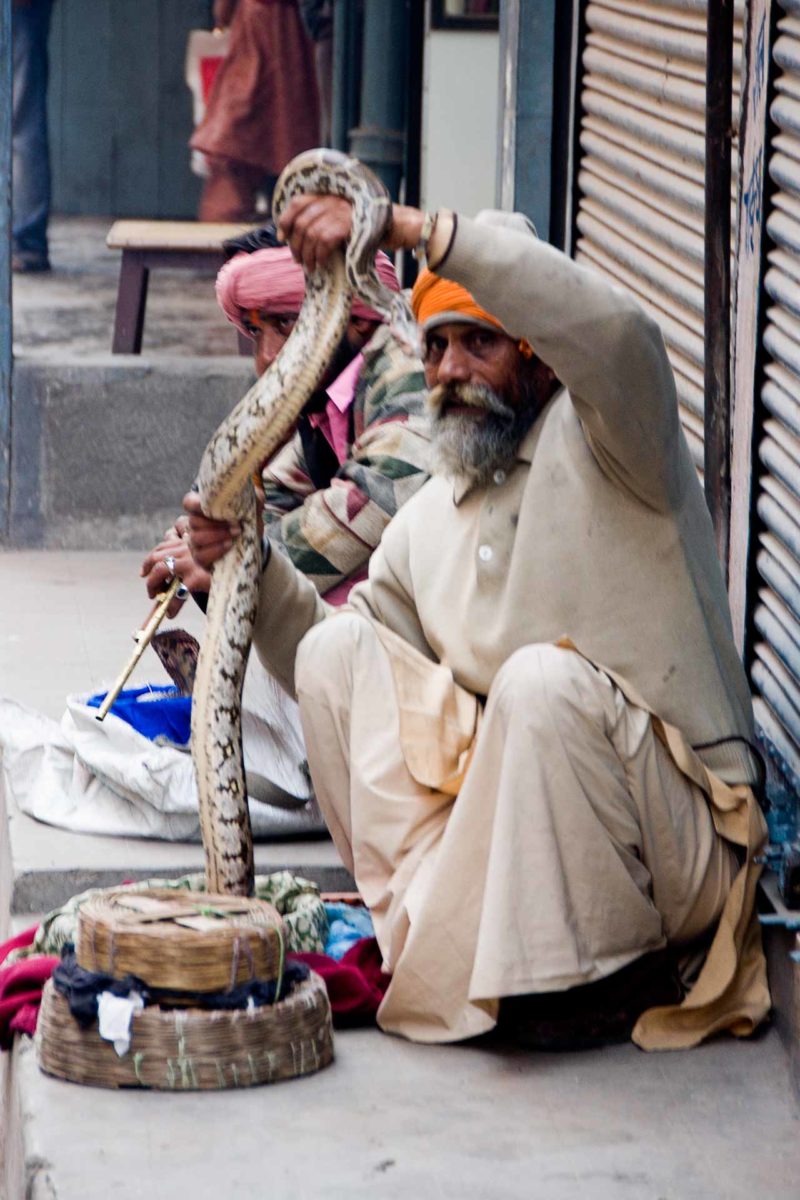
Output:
(12, 0), (53, 271)
(198, 155), (268, 222)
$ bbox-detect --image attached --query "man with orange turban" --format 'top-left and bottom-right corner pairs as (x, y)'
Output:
(189, 195), (769, 1053)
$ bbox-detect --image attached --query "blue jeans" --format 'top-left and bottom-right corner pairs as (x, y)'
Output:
(12, 0), (54, 263)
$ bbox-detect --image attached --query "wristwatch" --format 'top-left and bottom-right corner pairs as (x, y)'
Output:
(414, 211), (438, 267)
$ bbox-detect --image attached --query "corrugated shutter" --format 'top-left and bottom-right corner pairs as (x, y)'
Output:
(752, 0), (800, 817)
(574, 0), (744, 476)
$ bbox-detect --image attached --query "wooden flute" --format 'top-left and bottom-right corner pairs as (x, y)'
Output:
(95, 577), (187, 721)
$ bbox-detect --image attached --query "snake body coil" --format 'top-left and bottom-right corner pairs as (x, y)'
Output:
(191, 149), (415, 896)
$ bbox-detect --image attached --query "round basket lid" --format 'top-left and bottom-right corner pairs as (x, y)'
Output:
(76, 888), (285, 994)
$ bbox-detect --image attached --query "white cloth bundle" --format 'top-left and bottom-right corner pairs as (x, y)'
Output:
(0, 659), (324, 841)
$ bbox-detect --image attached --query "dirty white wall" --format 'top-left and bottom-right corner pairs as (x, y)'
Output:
(420, 22), (500, 216)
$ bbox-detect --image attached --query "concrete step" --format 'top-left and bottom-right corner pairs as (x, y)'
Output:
(8, 215), (255, 550)
(12, 216), (240, 364)
(2, 780), (350, 934)
(7, 354), (253, 549)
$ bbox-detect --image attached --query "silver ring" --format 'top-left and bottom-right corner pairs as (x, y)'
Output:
(163, 555), (176, 575)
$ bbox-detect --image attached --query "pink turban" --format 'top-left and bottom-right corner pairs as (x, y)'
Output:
(216, 245), (400, 336)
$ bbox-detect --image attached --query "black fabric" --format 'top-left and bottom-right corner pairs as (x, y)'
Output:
(299, 0), (332, 41)
(52, 945), (309, 1028)
(298, 395), (342, 490)
(495, 949), (684, 1051)
(222, 222), (282, 259)
(53, 949), (150, 1028)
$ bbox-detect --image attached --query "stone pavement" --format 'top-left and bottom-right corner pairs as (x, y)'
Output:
(12, 215), (238, 361)
(6, 1021), (798, 1200)
(1, 549), (799, 1199)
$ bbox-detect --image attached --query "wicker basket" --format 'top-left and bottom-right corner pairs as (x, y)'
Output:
(76, 888), (284, 994)
(36, 971), (334, 1090)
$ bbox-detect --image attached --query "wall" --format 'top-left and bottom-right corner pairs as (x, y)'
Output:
(9, 356), (252, 548)
(48, 0), (211, 218)
(420, 23), (499, 216)
(497, 0), (570, 244)
(1, 0), (10, 540)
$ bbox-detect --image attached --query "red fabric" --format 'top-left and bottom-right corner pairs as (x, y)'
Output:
(324, 566), (368, 607)
(0, 956), (59, 1049)
(8, 1001), (41, 1039)
(191, 0), (320, 175)
(289, 937), (390, 1027)
(0, 925), (37, 966)
(0, 931), (391, 1047)
(200, 56), (226, 103)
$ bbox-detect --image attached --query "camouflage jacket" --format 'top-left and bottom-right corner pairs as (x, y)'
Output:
(262, 323), (431, 596)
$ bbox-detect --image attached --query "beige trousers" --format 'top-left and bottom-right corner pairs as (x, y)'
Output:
(296, 612), (739, 1043)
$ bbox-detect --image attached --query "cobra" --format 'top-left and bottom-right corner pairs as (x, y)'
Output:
(191, 148), (417, 896)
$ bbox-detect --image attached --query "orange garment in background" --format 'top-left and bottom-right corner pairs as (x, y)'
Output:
(191, 0), (320, 218)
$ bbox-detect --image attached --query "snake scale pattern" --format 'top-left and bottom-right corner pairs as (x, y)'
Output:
(191, 148), (416, 896)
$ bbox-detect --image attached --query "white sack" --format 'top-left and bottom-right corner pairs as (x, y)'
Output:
(0, 658), (323, 842)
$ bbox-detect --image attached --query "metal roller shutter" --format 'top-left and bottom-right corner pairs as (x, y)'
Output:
(574, 0), (744, 475)
(752, 0), (800, 822)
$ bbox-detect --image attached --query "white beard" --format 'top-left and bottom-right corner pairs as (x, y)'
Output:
(429, 383), (536, 487)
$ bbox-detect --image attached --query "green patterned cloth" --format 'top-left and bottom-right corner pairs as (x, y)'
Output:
(262, 323), (431, 596)
(28, 870), (328, 960)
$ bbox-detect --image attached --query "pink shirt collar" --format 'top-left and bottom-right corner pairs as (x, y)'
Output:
(307, 352), (364, 465)
(325, 352), (363, 414)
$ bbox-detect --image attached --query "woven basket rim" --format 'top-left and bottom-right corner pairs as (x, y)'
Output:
(37, 972), (334, 1090)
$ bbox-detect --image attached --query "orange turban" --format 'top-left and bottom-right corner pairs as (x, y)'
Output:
(411, 268), (505, 333)
(411, 267), (534, 358)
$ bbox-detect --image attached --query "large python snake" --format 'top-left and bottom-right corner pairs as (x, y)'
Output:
(191, 149), (417, 896)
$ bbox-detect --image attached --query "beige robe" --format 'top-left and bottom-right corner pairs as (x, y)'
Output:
(254, 216), (759, 788)
(295, 614), (769, 1047)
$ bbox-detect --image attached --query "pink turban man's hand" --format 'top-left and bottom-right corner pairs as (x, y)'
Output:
(278, 194), (354, 272)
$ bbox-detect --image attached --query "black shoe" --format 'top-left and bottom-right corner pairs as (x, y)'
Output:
(497, 949), (684, 1051)
(12, 254), (51, 274)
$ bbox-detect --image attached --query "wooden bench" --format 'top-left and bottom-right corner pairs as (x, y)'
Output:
(106, 220), (254, 355)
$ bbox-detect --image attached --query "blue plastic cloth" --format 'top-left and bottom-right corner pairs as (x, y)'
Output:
(323, 902), (375, 961)
(86, 686), (192, 747)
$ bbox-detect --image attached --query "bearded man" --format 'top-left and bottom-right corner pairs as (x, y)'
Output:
(189, 198), (770, 1049)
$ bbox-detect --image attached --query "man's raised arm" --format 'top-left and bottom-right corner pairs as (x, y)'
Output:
(430, 213), (683, 511)
(279, 193), (682, 510)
